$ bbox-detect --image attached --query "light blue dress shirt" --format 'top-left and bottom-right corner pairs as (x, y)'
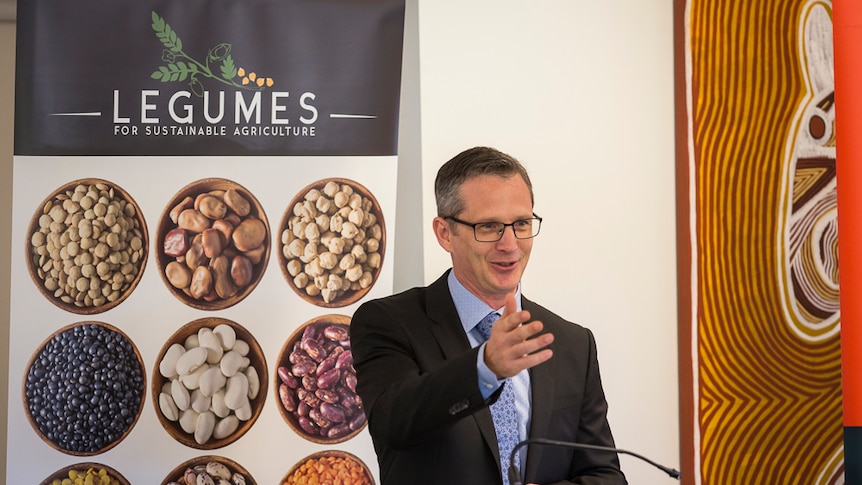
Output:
(447, 271), (531, 472)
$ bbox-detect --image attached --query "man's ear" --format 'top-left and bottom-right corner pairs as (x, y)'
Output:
(432, 216), (453, 253)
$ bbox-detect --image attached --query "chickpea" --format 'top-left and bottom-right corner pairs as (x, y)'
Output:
(319, 252), (338, 270)
(323, 181), (340, 197)
(287, 259), (302, 277)
(328, 237), (346, 254)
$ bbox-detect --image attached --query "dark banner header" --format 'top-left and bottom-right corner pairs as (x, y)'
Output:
(14, 0), (405, 156)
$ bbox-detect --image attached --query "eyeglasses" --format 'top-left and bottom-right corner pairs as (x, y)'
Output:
(445, 214), (543, 242)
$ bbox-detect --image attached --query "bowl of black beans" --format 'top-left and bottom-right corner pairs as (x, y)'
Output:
(23, 321), (146, 455)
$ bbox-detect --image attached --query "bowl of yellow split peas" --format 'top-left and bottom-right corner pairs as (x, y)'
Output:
(40, 462), (131, 485)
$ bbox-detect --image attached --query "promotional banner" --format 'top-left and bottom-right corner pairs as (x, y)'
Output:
(9, 1), (404, 483)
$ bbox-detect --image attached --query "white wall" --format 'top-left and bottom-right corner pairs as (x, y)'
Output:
(415, 1), (680, 482)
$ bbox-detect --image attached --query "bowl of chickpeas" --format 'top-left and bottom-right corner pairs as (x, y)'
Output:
(156, 178), (270, 311)
(282, 450), (375, 485)
(25, 178), (149, 315)
(40, 462), (131, 485)
(279, 178), (385, 308)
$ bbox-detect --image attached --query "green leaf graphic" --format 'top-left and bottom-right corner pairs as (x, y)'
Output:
(150, 10), (267, 95)
(151, 11), (183, 53)
(220, 55), (238, 80)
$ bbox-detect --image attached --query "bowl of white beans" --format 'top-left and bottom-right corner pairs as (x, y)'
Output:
(152, 317), (268, 450)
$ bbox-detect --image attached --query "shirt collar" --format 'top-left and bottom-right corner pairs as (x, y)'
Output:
(447, 270), (522, 334)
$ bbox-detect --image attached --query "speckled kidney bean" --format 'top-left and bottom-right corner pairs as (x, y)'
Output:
(279, 383), (297, 412)
(277, 321), (366, 441)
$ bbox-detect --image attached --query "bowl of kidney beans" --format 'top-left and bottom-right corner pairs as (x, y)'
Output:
(274, 314), (367, 444)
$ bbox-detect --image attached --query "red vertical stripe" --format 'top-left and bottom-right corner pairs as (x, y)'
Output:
(835, 0), (862, 427)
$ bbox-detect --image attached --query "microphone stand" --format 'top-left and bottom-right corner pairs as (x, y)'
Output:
(508, 437), (681, 485)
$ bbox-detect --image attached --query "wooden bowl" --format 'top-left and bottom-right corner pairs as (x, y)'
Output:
(40, 462), (131, 485)
(155, 178), (270, 311)
(282, 450), (375, 485)
(274, 314), (367, 444)
(23, 321), (146, 456)
(161, 455), (256, 485)
(25, 178), (149, 315)
(152, 317), (268, 450)
(279, 178), (386, 308)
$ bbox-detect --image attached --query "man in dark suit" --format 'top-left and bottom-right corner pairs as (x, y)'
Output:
(350, 146), (627, 485)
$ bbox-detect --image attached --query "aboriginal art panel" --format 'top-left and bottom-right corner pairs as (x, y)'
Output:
(674, 1), (843, 483)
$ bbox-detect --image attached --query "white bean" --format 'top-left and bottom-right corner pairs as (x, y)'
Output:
(176, 346), (208, 375)
(194, 410), (216, 445)
(235, 398), (252, 421)
(245, 367), (260, 400)
(224, 373), (249, 410)
(179, 408), (199, 434)
(171, 378), (191, 410)
(198, 328), (225, 364)
(199, 366), (227, 397)
(190, 388), (212, 413)
(211, 389), (230, 418)
(232, 339), (250, 356)
(180, 363), (210, 390)
(159, 392), (179, 421)
(213, 415), (240, 440)
(159, 343), (185, 379)
(213, 323), (236, 349)
(219, 350), (245, 377)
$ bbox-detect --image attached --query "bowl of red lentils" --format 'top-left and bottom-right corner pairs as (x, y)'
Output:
(282, 450), (375, 485)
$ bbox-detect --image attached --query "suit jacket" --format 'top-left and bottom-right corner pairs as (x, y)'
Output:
(350, 270), (627, 485)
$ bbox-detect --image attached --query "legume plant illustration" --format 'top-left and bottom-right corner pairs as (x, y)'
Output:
(150, 11), (274, 96)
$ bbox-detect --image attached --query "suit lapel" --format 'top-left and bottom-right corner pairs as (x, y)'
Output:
(426, 273), (471, 359)
(425, 272), (501, 466)
(523, 298), (555, 481)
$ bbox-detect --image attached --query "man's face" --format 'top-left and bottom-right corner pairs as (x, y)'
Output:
(433, 174), (534, 308)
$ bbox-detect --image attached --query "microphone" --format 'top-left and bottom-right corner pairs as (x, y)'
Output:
(507, 438), (681, 485)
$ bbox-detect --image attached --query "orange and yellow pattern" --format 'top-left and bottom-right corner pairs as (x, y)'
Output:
(680, 1), (843, 483)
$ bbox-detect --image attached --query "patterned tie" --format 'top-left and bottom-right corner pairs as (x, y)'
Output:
(477, 312), (520, 485)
